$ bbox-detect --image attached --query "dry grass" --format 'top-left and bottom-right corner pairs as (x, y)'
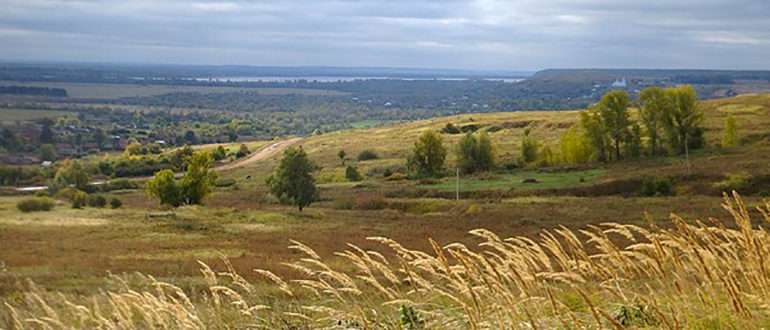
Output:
(4, 193), (770, 329)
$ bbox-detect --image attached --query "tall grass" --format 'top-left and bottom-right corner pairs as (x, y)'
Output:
(3, 193), (770, 329)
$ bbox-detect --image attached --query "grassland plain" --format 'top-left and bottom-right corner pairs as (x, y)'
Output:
(0, 108), (73, 123)
(1, 94), (770, 328)
(0, 80), (347, 99)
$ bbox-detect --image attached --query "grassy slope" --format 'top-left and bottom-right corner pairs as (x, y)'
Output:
(1, 94), (770, 325)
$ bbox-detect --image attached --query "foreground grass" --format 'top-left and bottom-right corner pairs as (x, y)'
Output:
(2, 193), (770, 329)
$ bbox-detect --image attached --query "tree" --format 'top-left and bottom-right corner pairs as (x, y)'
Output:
(0, 128), (18, 152)
(722, 114), (738, 148)
(639, 87), (669, 156)
(662, 85), (704, 155)
(146, 169), (181, 207)
(184, 130), (198, 144)
(559, 126), (593, 164)
(146, 151), (217, 207)
(520, 129), (539, 164)
(345, 165), (362, 182)
(579, 110), (609, 162)
(455, 132), (494, 174)
(124, 141), (143, 157)
(596, 90), (631, 161)
(39, 119), (54, 144)
(626, 123), (642, 159)
(178, 152), (217, 205)
(213, 145), (227, 161)
(267, 146), (317, 211)
(40, 144), (57, 161)
(406, 130), (447, 178)
(51, 160), (90, 191)
(236, 144), (250, 158)
(338, 150), (347, 165)
(455, 133), (478, 174)
(93, 128), (106, 149)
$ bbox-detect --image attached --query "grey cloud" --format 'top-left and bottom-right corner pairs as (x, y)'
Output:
(1, 0), (769, 69)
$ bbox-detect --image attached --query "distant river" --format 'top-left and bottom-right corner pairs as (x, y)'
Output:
(187, 76), (525, 83)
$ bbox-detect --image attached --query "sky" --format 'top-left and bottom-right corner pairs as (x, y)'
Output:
(1, 0), (770, 71)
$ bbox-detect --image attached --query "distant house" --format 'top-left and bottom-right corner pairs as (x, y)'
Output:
(611, 78), (628, 88)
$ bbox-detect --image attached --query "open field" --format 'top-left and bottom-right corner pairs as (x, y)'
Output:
(0, 108), (73, 122)
(1, 93), (770, 328)
(0, 80), (347, 99)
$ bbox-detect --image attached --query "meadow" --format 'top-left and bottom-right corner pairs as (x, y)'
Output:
(1, 93), (770, 328)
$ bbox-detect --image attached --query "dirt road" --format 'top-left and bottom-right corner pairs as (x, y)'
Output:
(14, 137), (302, 192)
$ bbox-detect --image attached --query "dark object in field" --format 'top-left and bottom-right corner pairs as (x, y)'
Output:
(145, 212), (176, 219)
(460, 124), (481, 133)
(246, 175), (252, 180)
(521, 178), (539, 184)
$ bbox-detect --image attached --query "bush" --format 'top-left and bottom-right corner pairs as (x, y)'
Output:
(332, 196), (356, 210)
(54, 187), (81, 201)
(16, 197), (55, 212)
(110, 197), (122, 209)
(715, 172), (751, 193)
(215, 178), (237, 187)
(345, 165), (363, 182)
(640, 177), (674, 197)
(101, 178), (139, 192)
(441, 123), (461, 134)
(71, 191), (88, 209)
(357, 150), (379, 161)
(87, 194), (107, 208)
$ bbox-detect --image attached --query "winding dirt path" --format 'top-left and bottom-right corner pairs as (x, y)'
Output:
(14, 137), (302, 192)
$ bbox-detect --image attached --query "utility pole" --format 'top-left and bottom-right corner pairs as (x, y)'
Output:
(456, 167), (460, 201)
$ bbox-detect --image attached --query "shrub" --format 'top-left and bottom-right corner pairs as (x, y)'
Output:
(354, 193), (387, 210)
(71, 191), (88, 209)
(441, 123), (461, 134)
(87, 194), (107, 208)
(101, 178), (139, 192)
(16, 197), (55, 212)
(715, 172), (751, 193)
(357, 150), (379, 161)
(54, 187), (82, 201)
(215, 178), (237, 187)
(110, 197), (122, 209)
(639, 177), (674, 197)
(345, 165), (363, 182)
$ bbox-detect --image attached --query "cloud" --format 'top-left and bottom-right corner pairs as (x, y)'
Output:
(0, 0), (769, 70)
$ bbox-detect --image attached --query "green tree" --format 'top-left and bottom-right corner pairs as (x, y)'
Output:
(520, 129), (539, 164)
(146, 152), (216, 207)
(406, 130), (447, 178)
(236, 144), (250, 158)
(662, 85), (704, 155)
(124, 142), (143, 157)
(722, 114), (738, 148)
(212, 145), (227, 161)
(146, 169), (181, 207)
(338, 150), (347, 165)
(455, 133), (478, 174)
(40, 144), (57, 161)
(596, 90), (631, 161)
(639, 87), (669, 156)
(267, 146), (318, 211)
(579, 110), (609, 162)
(626, 123), (642, 159)
(51, 160), (90, 191)
(455, 132), (494, 174)
(345, 165), (362, 182)
(559, 126), (593, 164)
(178, 152), (217, 205)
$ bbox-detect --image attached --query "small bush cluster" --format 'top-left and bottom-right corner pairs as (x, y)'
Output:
(16, 197), (55, 212)
(356, 149), (379, 161)
(109, 197), (123, 209)
(715, 172), (751, 193)
(71, 190), (88, 209)
(639, 176), (675, 197)
(87, 195), (107, 208)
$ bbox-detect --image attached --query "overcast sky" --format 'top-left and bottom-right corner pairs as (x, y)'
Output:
(1, 0), (769, 71)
